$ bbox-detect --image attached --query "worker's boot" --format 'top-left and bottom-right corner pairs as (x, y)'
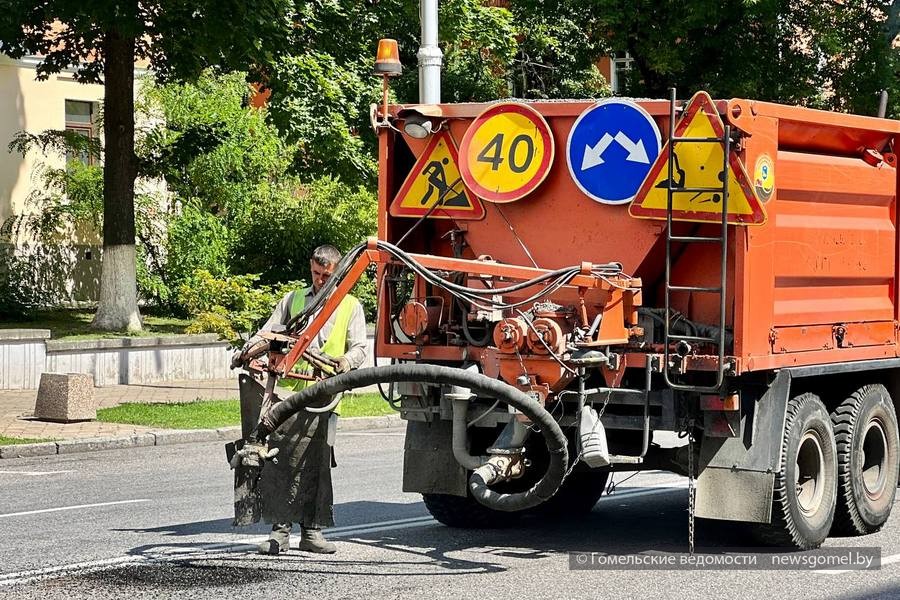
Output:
(298, 526), (337, 554)
(257, 522), (291, 555)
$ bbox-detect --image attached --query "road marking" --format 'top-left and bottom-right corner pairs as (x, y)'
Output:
(333, 518), (439, 538)
(329, 515), (433, 532)
(339, 432), (406, 437)
(816, 552), (900, 575)
(0, 499), (150, 519)
(0, 556), (143, 587)
(229, 487), (687, 546)
(0, 470), (73, 476)
(601, 485), (687, 502)
(0, 486), (688, 586)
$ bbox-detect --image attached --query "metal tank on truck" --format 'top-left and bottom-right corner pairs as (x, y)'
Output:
(232, 4), (900, 551)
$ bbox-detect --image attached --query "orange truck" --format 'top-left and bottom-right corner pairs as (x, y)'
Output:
(240, 43), (900, 551)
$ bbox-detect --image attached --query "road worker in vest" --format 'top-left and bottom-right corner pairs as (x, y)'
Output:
(241, 244), (367, 555)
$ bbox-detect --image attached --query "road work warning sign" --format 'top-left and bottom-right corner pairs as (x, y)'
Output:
(629, 91), (766, 225)
(390, 130), (485, 220)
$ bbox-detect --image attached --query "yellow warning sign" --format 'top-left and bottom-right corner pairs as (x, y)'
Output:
(629, 91), (766, 225)
(390, 130), (485, 220)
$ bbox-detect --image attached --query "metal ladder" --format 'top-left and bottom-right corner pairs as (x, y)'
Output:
(663, 88), (730, 393)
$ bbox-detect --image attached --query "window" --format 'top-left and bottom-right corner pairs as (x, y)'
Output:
(610, 51), (634, 94)
(65, 100), (97, 166)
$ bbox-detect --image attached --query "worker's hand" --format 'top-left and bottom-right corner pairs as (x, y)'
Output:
(230, 349), (245, 370)
(335, 356), (352, 374)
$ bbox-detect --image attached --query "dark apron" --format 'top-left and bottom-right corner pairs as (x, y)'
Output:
(238, 374), (335, 528)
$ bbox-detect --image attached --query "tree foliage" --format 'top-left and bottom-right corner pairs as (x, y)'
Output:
(138, 71), (290, 222)
(0, 0), (294, 330)
(0, 1), (292, 84)
(262, 0), (612, 187)
(592, 0), (898, 116)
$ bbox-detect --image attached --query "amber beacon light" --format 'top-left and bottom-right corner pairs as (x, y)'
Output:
(374, 38), (403, 128)
(374, 38), (403, 76)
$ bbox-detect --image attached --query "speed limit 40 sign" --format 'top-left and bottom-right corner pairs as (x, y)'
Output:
(459, 102), (555, 203)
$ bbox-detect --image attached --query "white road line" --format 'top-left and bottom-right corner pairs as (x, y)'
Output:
(0, 499), (150, 519)
(225, 487), (685, 547)
(600, 485), (687, 502)
(0, 470), (73, 477)
(816, 552), (900, 575)
(0, 556), (143, 587)
(340, 432), (406, 436)
(329, 515), (434, 532)
(334, 519), (441, 537)
(0, 486), (688, 586)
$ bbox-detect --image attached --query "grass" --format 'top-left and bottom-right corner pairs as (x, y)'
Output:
(97, 400), (240, 429)
(338, 393), (397, 418)
(0, 435), (56, 445)
(0, 309), (191, 340)
(96, 393), (395, 429)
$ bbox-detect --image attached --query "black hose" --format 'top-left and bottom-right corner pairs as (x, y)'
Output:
(252, 364), (569, 513)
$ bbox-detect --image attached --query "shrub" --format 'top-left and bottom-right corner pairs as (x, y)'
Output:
(0, 250), (42, 319)
(178, 269), (302, 343)
(230, 175), (377, 318)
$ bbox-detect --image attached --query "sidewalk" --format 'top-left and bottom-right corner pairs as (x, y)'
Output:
(0, 378), (239, 441)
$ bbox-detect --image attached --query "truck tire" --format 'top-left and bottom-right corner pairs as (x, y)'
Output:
(532, 469), (610, 517)
(831, 384), (899, 535)
(422, 492), (521, 529)
(757, 392), (837, 549)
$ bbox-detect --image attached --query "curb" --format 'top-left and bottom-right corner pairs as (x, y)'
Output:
(0, 414), (403, 459)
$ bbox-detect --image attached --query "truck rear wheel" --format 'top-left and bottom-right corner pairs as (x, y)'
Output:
(831, 384), (899, 535)
(423, 492), (521, 529)
(531, 469), (610, 517)
(757, 392), (837, 549)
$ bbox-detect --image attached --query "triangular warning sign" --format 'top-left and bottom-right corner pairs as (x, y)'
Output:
(390, 130), (485, 220)
(629, 91), (766, 225)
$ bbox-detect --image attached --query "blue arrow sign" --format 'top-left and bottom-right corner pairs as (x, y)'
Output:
(566, 99), (662, 205)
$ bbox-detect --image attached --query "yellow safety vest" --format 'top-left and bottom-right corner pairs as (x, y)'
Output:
(278, 287), (357, 413)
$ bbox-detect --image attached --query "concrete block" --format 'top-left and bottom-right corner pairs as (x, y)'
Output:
(34, 372), (96, 422)
(0, 442), (58, 459)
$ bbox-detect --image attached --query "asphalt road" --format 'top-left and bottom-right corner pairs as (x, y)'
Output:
(0, 428), (899, 600)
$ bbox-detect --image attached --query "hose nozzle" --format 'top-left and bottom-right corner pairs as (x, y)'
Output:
(472, 454), (527, 485)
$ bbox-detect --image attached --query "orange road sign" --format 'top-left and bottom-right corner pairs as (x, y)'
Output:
(390, 130), (485, 220)
(458, 102), (554, 203)
(629, 91), (766, 225)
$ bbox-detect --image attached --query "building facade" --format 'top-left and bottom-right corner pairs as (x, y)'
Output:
(0, 55), (146, 304)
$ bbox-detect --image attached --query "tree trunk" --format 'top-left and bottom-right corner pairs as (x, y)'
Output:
(91, 30), (142, 332)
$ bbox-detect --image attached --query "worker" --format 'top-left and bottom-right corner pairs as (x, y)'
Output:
(233, 244), (367, 555)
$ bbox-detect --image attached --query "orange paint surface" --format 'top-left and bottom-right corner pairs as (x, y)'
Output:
(379, 99), (900, 375)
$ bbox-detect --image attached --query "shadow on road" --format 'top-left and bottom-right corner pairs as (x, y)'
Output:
(112, 500), (429, 537)
(111, 489), (763, 581)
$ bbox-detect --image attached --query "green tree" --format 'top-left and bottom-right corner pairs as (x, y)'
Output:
(137, 70), (378, 317)
(262, 0), (611, 187)
(0, 1), (292, 331)
(817, 0), (899, 117)
(591, 0), (897, 114)
(504, 0), (609, 99)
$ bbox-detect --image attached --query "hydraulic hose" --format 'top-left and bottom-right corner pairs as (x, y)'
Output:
(251, 364), (569, 513)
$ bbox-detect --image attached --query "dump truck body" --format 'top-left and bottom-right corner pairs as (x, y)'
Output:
(379, 99), (900, 373)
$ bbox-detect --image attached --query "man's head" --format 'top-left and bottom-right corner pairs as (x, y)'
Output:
(310, 245), (342, 293)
